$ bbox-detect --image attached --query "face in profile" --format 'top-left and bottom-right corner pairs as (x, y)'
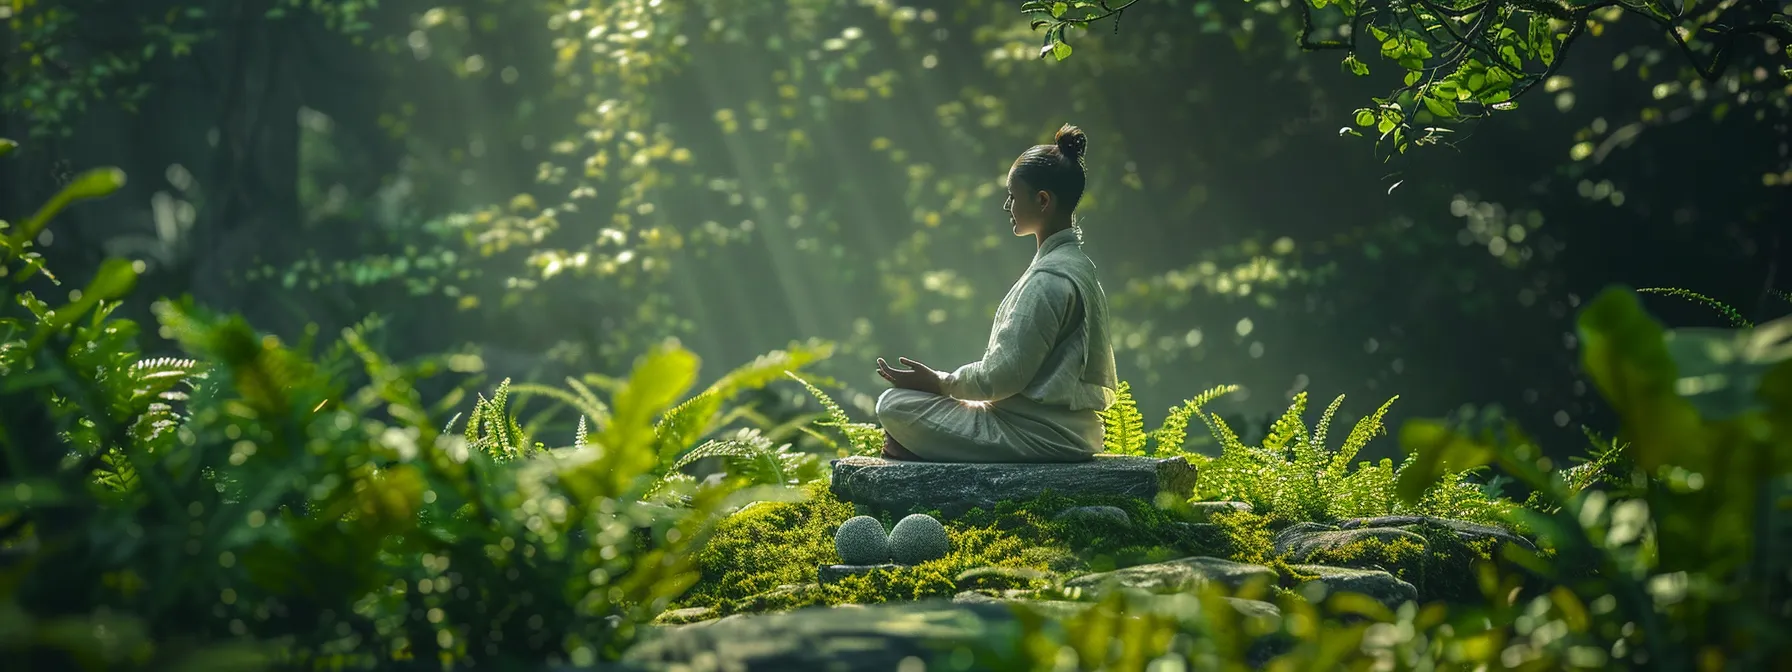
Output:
(1004, 164), (1051, 237)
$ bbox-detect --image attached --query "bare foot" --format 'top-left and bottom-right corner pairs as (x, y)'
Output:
(881, 432), (924, 461)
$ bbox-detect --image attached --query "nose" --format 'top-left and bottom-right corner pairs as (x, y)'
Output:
(1003, 196), (1013, 212)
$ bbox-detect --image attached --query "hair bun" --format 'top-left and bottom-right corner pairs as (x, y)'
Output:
(1054, 123), (1088, 164)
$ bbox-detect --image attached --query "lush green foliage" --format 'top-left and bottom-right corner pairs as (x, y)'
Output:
(981, 288), (1792, 670)
(1092, 376), (1515, 525)
(0, 148), (828, 670)
(1192, 390), (1517, 525)
(1026, 0), (1792, 155)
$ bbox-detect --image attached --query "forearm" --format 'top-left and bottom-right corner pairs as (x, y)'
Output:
(939, 361), (1027, 402)
(939, 276), (1068, 401)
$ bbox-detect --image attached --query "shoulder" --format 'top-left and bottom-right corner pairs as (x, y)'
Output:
(1020, 269), (1079, 312)
(1035, 244), (1096, 272)
(1024, 267), (1076, 287)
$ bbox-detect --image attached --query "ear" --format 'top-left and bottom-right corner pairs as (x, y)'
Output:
(1034, 190), (1052, 212)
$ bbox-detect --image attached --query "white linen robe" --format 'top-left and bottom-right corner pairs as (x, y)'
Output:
(875, 228), (1115, 462)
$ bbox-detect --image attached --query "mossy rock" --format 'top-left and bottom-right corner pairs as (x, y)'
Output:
(1274, 523), (1429, 578)
(622, 600), (1030, 671)
(1062, 556), (1278, 600)
(652, 606), (719, 625)
(1287, 564), (1418, 611)
(834, 515), (890, 565)
(1054, 505), (1132, 527)
(889, 513), (951, 564)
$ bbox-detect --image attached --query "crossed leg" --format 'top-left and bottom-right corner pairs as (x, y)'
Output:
(881, 432), (925, 461)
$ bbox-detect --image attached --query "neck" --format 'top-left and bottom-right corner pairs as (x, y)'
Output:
(1034, 219), (1074, 248)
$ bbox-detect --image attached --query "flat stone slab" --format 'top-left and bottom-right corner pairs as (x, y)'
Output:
(1063, 556), (1277, 599)
(618, 599), (1028, 671)
(829, 454), (1199, 517)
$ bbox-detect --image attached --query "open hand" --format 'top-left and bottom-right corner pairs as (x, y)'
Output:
(877, 357), (943, 395)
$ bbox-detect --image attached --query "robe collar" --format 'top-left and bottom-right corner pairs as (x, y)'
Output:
(1032, 226), (1081, 263)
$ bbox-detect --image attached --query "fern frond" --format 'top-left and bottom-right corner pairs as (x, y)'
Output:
(787, 372), (882, 456)
(1194, 408), (1249, 454)
(1152, 383), (1238, 456)
(1309, 394), (1345, 453)
(575, 415), (589, 448)
(1330, 395), (1398, 475)
(1263, 391), (1309, 455)
(1637, 287), (1751, 327)
(709, 339), (834, 397)
(653, 388), (724, 466)
(93, 448), (140, 493)
(1099, 381), (1147, 455)
(668, 430), (805, 487)
(509, 381), (611, 432)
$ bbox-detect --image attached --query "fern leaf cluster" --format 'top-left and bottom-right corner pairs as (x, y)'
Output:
(1152, 383), (1239, 457)
(1186, 389), (1510, 525)
(787, 372), (883, 456)
(461, 378), (543, 462)
(1099, 381), (1147, 455)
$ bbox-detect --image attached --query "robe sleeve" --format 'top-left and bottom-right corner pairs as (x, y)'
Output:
(938, 271), (1076, 402)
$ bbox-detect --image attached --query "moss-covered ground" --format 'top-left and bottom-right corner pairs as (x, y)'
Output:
(673, 482), (1530, 620)
(675, 481), (1282, 616)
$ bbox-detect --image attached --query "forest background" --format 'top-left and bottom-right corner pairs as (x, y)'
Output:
(2, 0), (1787, 462)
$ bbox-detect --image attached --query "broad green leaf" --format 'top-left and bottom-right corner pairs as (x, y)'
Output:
(1576, 287), (1706, 472)
(1422, 95), (1459, 118)
(0, 138), (16, 158)
(42, 259), (138, 332)
(1051, 2), (1068, 17)
(1353, 109), (1375, 126)
(590, 342), (701, 488)
(1661, 314), (1792, 419)
(1395, 419), (1495, 504)
(6, 168), (127, 254)
(1052, 40), (1073, 61)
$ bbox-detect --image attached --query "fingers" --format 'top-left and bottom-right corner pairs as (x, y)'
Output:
(898, 357), (926, 371)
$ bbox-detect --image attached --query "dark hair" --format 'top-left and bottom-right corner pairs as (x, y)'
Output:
(1012, 123), (1089, 214)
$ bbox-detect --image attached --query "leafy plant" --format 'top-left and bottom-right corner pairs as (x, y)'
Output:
(1099, 381), (1147, 455)
(1022, 1), (1792, 155)
(1152, 383), (1241, 457)
(1188, 389), (1512, 525)
(0, 143), (813, 670)
(788, 372), (883, 457)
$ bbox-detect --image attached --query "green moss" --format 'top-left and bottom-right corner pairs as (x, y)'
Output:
(1303, 535), (1429, 588)
(1293, 524), (1514, 603)
(677, 486), (1282, 616)
(1206, 510), (1275, 565)
(1407, 523), (1501, 603)
(681, 481), (855, 610)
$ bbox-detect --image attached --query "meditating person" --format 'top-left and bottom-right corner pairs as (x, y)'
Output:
(873, 123), (1119, 463)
